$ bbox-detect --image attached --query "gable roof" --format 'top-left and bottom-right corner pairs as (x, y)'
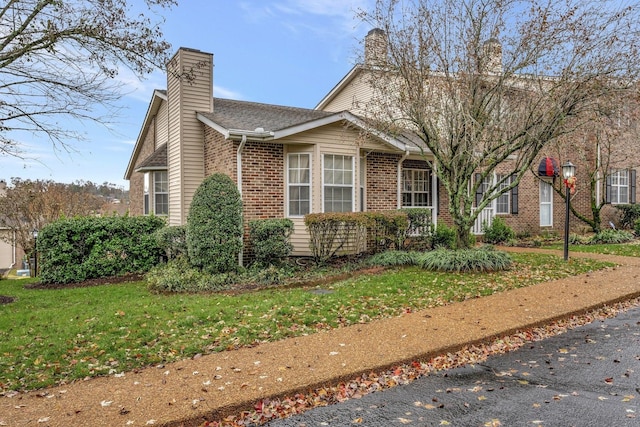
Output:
(124, 90), (168, 179)
(197, 97), (424, 153)
(134, 143), (167, 172)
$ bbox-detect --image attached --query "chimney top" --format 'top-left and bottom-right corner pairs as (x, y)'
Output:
(364, 28), (388, 66)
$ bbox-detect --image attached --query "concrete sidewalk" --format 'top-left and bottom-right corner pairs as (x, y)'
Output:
(2, 248), (640, 427)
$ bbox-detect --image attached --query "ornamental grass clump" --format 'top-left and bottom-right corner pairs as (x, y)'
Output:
(589, 229), (634, 244)
(419, 246), (512, 272)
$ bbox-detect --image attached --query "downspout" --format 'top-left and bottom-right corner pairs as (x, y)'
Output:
(396, 151), (410, 209)
(10, 229), (16, 269)
(237, 135), (247, 267)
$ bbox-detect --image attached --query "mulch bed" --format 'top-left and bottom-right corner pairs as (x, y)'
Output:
(0, 295), (16, 305)
(23, 273), (144, 290)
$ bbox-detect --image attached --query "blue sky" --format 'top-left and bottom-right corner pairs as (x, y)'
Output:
(0, 0), (374, 189)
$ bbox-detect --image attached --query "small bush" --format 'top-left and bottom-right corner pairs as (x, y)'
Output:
(305, 212), (369, 263)
(635, 218), (640, 237)
(616, 204), (640, 229)
(420, 246), (512, 272)
(186, 174), (243, 274)
(146, 258), (234, 293)
(569, 233), (589, 245)
(482, 217), (515, 245)
(589, 229), (634, 244)
(429, 223), (456, 249)
(249, 219), (294, 266)
(154, 225), (187, 261)
(365, 211), (409, 252)
(366, 250), (420, 267)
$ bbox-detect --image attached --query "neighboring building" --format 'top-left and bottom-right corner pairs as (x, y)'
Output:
(0, 180), (20, 273)
(125, 32), (639, 258)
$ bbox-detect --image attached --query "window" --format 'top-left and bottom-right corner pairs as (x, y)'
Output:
(323, 154), (353, 212)
(402, 169), (432, 207)
(287, 153), (311, 216)
(540, 181), (553, 227)
(143, 173), (150, 215)
(154, 171), (168, 215)
(606, 169), (636, 205)
(474, 173), (518, 214)
(495, 174), (510, 214)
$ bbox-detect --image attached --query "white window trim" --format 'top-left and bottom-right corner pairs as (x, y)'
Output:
(539, 180), (553, 227)
(322, 154), (355, 213)
(143, 172), (150, 215)
(286, 153), (312, 217)
(153, 171), (169, 216)
(401, 168), (433, 208)
(610, 169), (629, 205)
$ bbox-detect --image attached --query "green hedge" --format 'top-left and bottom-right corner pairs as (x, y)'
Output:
(37, 215), (165, 284)
(249, 218), (294, 266)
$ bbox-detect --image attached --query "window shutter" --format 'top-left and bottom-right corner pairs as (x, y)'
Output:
(510, 174), (519, 214)
(605, 172), (612, 204)
(631, 169), (637, 204)
(435, 176), (439, 215)
(475, 173), (483, 207)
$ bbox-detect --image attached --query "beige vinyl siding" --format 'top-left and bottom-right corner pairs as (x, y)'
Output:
(167, 49), (213, 225)
(0, 229), (14, 269)
(320, 72), (374, 114)
(155, 101), (169, 149)
(282, 124), (368, 256)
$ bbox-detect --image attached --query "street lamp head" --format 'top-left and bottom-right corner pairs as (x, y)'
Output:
(562, 161), (576, 179)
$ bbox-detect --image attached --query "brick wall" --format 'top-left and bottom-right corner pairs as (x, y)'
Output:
(366, 152), (401, 210)
(128, 117), (156, 216)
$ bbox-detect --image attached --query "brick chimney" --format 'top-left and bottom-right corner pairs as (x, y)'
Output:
(482, 38), (502, 75)
(364, 28), (388, 66)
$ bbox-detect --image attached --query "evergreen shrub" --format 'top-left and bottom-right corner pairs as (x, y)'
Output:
(420, 246), (512, 272)
(154, 225), (187, 261)
(589, 229), (634, 244)
(38, 215), (165, 284)
(616, 204), (640, 229)
(481, 217), (515, 245)
(186, 174), (243, 274)
(249, 218), (294, 266)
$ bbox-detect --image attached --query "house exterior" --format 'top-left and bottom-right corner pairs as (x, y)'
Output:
(0, 180), (20, 274)
(125, 32), (639, 258)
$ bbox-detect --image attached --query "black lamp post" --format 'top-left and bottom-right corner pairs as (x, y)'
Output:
(32, 229), (38, 277)
(562, 161), (576, 261)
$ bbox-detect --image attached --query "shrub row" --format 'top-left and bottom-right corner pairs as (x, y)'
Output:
(38, 215), (165, 284)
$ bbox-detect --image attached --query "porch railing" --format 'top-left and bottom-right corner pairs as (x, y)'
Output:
(472, 207), (493, 235)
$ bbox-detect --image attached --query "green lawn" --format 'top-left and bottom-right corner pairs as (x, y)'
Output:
(0, 252), (612, 392)
(544, 241), (640, 257)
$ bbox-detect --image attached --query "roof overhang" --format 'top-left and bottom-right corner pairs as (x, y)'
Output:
(197, 110), (430, 155)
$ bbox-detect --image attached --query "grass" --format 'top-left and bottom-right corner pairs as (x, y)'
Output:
(0, 252), (612, 392)
(544, 241), (640, 257)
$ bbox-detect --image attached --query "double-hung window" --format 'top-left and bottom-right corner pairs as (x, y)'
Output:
(143, 171), (168, 216)
(606, 169), (635, 204)
(495, 174), (510, 214)
(539, 181), (553, 227)
(154, 171), (168, 215)
(287, 153), (311, 216)
(402, 169), (432, 207)
(323, 154), (353, 212)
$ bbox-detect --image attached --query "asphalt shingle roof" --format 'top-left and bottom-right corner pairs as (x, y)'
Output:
(199, 98), (334, 132)
(135, 143), (167, 171)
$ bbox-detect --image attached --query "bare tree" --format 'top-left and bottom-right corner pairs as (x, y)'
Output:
(0, 0), (176, 156)
(0, 178), (106, 256)
(538, 88), (640, 233)
(357, 0), (640, 248)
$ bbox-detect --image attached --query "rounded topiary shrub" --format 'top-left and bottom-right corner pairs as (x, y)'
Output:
(186, 173), (243, 274)
(482, 217), (515, 245)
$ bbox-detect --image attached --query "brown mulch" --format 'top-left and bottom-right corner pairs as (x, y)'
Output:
(0, 295), (15, 305)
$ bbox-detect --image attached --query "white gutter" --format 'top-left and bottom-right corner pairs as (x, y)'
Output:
(237, 135), (247, 267)
(396, 151), (410, 209)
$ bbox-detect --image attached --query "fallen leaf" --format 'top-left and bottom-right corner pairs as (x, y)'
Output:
(101, 400), (113, 407)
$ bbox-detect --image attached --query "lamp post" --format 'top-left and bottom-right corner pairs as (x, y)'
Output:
(32, 229), (38, 277)
(562, 161), (576, 261)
